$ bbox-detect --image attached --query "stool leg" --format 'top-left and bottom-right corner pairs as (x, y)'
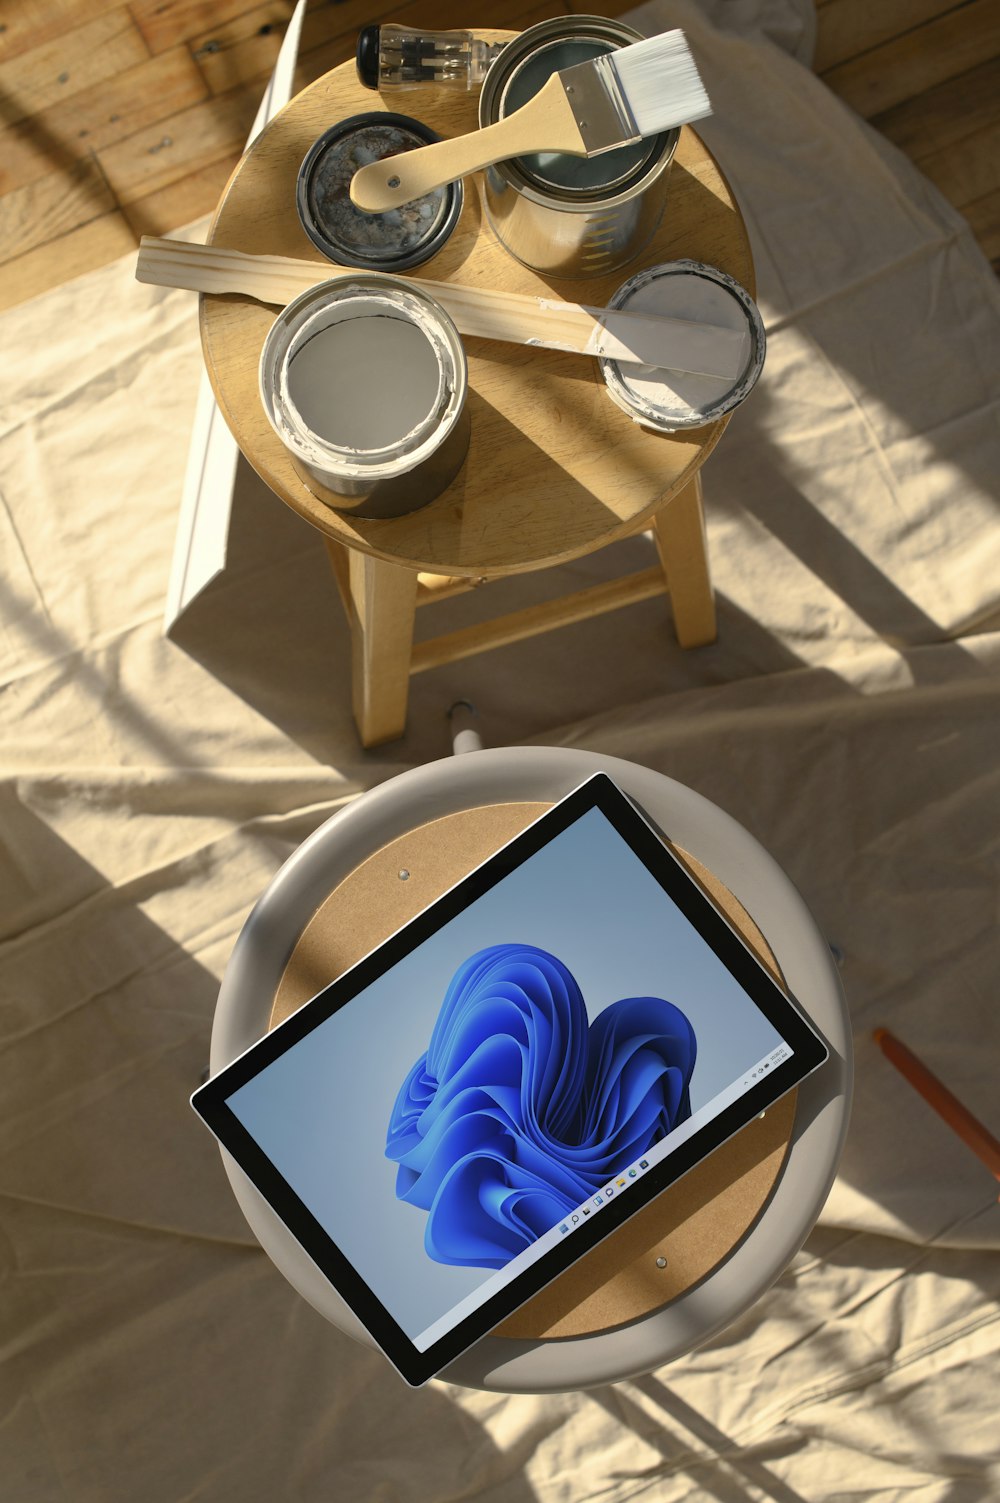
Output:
(347, 551), (418, 747)
(652, 472), (717, 648)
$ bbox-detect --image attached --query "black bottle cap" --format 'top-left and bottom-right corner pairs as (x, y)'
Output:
(356, 26), (380, 90)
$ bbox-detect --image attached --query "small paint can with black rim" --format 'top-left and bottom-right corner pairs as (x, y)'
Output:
(259, 274), (470, 519)
(600, 261), (766, 432)
(296, 112), (464, 272)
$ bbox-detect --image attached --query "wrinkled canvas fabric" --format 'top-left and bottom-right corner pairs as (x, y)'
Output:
(1, 0), (998, 1498)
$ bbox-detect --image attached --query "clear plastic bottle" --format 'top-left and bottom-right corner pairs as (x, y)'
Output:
(355, 25), (507, 92)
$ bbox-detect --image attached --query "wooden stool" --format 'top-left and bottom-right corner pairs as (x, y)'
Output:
(199, 35), (755, 748)
(210, 748), (852, 1392)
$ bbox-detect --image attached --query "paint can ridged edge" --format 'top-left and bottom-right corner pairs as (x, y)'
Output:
(259, 274), (470, 519)
(600, 260), (766, 433)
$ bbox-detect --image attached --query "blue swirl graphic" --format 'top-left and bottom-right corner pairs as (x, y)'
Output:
(386, 944), (697, 1269)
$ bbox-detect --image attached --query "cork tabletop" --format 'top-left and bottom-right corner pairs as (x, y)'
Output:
(200, 31), (755, 578)
(267, 801), (795, 1342)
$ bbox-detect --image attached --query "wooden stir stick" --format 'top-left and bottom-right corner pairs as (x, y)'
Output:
(135, 236), (751, 380)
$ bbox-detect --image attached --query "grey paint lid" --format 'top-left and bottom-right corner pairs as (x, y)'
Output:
(601, 261), (766, 432)
(297, 113), (463, 272)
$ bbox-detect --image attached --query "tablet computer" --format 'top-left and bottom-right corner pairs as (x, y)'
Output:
(192, 772), (828, 1386)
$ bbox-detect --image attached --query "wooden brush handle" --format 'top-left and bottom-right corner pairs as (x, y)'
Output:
(135, 237), (749, 379)
(350, 75), (583, 211)
(137, 237), (334, 304)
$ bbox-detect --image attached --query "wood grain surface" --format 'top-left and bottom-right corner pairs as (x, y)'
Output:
(1, 2), (996, 312)
(197, 42), (750, 576)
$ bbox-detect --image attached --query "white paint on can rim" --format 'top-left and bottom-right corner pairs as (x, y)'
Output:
(260, 278), (467, 486)
(601, 261), (765, 432)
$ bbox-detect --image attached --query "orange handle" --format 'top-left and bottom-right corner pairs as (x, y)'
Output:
(873, 1028), (1000, 1181)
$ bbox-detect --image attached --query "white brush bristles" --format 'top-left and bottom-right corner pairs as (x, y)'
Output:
(611, 29), (712, 136)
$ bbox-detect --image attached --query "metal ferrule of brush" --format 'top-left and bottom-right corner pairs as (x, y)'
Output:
(561, 52), (641, 155)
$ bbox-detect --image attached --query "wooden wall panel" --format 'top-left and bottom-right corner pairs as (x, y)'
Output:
(871, 57), (1000, 159)
(818, 0), (1000, 119)
(119, 157), (238, 238)
(0, 155), (114, 260)
(0, 0), (123, 64)
(0, 210), (135, 311)
(0, 9), (149, 125)
(0, 0), (997, 304)
(127, 0), (289, 56)
(95, 90), (258, 204)
(813, 0), (963, 73)
(919, 121), (1000, 217)
(0, 48), (208, 196)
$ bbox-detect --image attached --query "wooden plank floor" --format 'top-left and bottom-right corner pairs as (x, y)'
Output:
(0, 0), (997, 310)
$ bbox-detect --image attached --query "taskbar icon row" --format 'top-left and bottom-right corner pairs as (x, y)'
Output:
(558, 1158), (651, 1234)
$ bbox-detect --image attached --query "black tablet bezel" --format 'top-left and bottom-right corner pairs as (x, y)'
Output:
(192, 772), (829, 1386)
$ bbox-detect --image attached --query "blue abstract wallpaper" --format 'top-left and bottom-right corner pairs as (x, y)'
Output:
(386, 943), (697, 1269)
(229, 808), (781, 1338)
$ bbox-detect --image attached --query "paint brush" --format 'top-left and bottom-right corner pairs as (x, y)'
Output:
(350, 29), (711, 212)
(873, 1028), (1000, 1194)
(135, 237), (751, 380)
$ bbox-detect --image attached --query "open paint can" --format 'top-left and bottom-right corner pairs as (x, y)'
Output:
(478, 16), (678, 279)
(259, 275), (470, 518)
(600, 261), (766, 432)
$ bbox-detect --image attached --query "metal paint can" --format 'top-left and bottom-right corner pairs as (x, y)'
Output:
(600, 261), (766, 432)
(296, 113), (463, 272)
(259, 275), (470, 519)
(478, 16), (678, 280)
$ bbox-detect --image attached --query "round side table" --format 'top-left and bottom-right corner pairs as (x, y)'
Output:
(211, 748), (852, 1393)
(199, 35), (757, 746)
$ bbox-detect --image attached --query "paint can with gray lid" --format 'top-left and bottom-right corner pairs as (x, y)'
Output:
(259, 275), (470, 519)
(600, 261), (766, 432)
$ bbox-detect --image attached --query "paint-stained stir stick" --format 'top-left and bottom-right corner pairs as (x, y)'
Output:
(873, 1028), (1000, 1193)
(135, 237), (751, 381)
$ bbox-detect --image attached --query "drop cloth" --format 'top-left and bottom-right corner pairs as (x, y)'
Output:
(1, 1), (998, 1498)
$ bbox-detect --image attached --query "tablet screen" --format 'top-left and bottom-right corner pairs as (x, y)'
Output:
(193, 774), (828, 1384)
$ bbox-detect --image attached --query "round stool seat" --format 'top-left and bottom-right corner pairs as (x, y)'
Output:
(211, 747), (852, 1392)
